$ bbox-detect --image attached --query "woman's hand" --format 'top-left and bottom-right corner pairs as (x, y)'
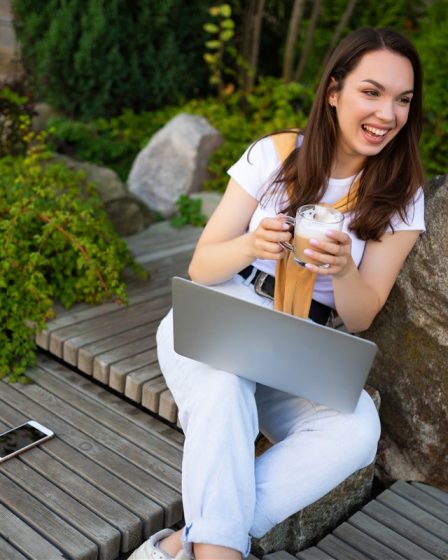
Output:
(303, 229), (354, 276)
(251, 216), (292, 261)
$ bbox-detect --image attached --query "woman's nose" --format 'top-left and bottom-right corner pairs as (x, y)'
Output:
(376, 99), (395, 122)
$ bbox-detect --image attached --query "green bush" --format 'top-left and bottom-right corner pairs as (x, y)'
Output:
(46, 77), (314, 190)
(0, 76), (35, 157)
(415, 0), (448, 178)
(12, 0), (210, 119)
(0, 130), (143, 382)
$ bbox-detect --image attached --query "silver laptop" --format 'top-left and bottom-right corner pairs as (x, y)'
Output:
(172, 276), (377, 412)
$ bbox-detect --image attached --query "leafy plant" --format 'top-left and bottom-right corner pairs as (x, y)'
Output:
(0, 127), (144, 382)
(0, 75), (35, 157)
(170, 195), (207, 228)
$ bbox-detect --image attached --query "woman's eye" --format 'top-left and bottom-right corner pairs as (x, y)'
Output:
(399, 97), (411, 104)
(364, 90), (379, 97)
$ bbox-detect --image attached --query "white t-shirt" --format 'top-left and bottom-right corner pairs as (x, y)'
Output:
(227, 136), (425, 309)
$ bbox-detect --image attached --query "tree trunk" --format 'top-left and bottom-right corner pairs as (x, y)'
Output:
(247, 0), (266, 90)
(282, 0), (306, 83)
(294, 0), (321, 82)
(321, 0), (358, 69)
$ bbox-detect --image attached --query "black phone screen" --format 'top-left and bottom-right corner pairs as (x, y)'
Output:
(0, 424), (48, 458)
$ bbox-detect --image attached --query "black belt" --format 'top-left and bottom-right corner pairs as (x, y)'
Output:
(238, 265), (333, 326)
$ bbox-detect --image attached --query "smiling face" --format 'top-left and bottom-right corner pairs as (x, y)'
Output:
(329, 49), (414, 176)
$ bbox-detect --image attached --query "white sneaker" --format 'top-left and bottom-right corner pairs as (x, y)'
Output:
(127, 528), (194, 560)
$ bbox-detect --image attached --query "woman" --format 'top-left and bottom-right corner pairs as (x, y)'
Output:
(129, 27), (425, 560)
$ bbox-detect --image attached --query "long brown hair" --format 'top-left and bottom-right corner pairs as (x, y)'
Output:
(262, 28), (424, 241)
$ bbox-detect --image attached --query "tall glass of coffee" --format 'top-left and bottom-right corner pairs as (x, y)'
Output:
(280, 205), (344, 268)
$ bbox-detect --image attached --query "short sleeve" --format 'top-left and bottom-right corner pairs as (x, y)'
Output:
(388, 187), (425, 232)
(227, 137), (281, 201)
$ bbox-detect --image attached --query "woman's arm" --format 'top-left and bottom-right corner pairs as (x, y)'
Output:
(304, 229), (420, 332)
(188, 179), (292, 285)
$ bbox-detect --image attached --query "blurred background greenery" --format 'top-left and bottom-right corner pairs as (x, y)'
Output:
(3, 0), (448, 188)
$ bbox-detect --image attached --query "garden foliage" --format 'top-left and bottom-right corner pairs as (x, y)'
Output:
(12, 0), (210, 119)
(0, 122), (143, 382)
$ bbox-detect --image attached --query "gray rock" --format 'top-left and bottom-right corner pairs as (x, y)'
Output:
(32, 102), (62, 132)
(127, 113), (223, 217)
(364, 174), (448, 491)
(52, 154), (153, 235)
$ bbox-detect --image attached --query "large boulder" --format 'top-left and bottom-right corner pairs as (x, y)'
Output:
(364, 174), (448, 491)
(53, 154), (153, 236)
(127, 113), (223, 217)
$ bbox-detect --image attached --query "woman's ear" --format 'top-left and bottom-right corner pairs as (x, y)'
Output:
(327, 77), (338, 108)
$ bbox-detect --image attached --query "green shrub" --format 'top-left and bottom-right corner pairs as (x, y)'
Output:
(0, 75), (35, 157)
(12, 0), (210, 119)
(0, 129), (144, 382)
(170, 195), (207, 228)
(46, 78), (314, 190)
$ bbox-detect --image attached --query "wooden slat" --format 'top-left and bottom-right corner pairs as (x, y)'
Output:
(62, 295), (171, 366)
(412, 482), (448, 507)
(377, 487), (448, 542)
(390, 480), (448, 525)
(108, 351), (159, 392)
(37, 353), (184, 447)
(142, 376), (168, 413)
(333, 522), (407, 559)
(0, 536), (29, 560)
(93, 340), (160, 385)
(348, 510), (439, 560)
(37, 286), (162, 350)
(0, 503), (65, 560)
(0, 473), (97, 560)
(124, 364), (163, 402)
(0, 382), (182, 526)
(296, 547), (336, 560)
(1, 456), (121, 559)
(363, 497), (448, 558)
(49, 291), (170, 358)
(262, 551), (297, 559)
(77, 321), (158, 375)
(0, 396), (162, 541)
(317, 534), (372, 560)
(25, 366), (183, 470)
(159, 390), (178, 423)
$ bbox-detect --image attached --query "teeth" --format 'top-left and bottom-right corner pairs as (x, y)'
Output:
(363, 125), (388, 137)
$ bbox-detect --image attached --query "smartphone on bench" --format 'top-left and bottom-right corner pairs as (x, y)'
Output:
(0, 420), (54, 463)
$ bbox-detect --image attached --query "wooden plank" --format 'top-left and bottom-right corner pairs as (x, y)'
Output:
(348, 510), (439, 560)
(377, 487), (448, 543)
(296, 547), (336, 560)
(0, 473), (97, 560)
(159, 389), (178, 424)
(1, 456), (121, 559)
(37, 353), (184, 448)
(37, 286), (161, 350)
(25, 366), (183, 470)
(0, 415), (140, 553)
(363, 497), (448, 558)
(412, 482), (448, 507)
(0, 503), (65, 560)
(0, 395), (163, 540)
(0, 382), (183, 526)
(0, 536), (29, 560)
(49, 291), (170, 357)
(262, 551), (297, 559)
(334, 522), (407, 559)
(93, 341), (159, 385)
(62, 295), (171, 366)
(77, 320), (159, 375)
(317, 534), (372, 560)
(390, 480), (448, 525)
(142, 376), (168, 413)
(108, 350), (158, 392)
(124, 356), (160, 403)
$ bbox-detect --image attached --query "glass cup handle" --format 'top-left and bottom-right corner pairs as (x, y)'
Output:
(278, 216), (295, 251)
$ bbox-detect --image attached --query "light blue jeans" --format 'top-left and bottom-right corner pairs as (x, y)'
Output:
(156, 276), (381, 557)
